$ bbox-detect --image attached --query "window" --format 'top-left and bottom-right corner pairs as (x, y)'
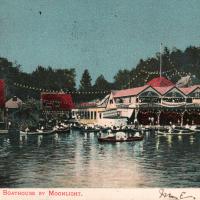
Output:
(110, 99), (113, 104)
(84, 111), (87, 119)
(186, 98), (192, 103)
(140, 91), (159, 97)
(94, 111), (96, 119)
(195, 92), (200, 98)
(166, 91), (184, 98)
(91, 111), (93, 119)
(87, 111), (90, 119)
(80, 111), (83, 119)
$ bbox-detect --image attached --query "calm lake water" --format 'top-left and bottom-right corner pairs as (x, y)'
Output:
(0, 130), (200, 188)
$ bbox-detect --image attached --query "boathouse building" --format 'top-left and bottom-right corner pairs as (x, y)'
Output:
(72, 76), (200, 126)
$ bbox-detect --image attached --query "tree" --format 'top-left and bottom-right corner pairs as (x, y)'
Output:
(31, 66), (76, 92)
(62, 68), (76, 91)
(53, 68), (76, 91)
(113, 69), (131, 89)
(184, 46), (200, 66)
(79, 69), (92, 91)
(94, 75), (110, 90)
(92, 75), (112, 99)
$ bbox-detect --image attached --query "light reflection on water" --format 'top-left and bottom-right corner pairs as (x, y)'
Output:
(0, 131), (200, 188)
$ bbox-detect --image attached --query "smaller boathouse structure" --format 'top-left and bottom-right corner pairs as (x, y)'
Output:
(41, 92), (75, 120)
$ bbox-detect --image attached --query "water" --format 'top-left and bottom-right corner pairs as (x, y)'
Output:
(0, 130), (200, 188)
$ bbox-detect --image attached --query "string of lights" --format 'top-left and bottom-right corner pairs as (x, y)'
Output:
(13, 56), (195, 93)
(122, 56), (195, 89)
(13, 82), (110, 94)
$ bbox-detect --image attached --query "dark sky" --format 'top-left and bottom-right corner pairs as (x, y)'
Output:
(0, 0), (200, 83)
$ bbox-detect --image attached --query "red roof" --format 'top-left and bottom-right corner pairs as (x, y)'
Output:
(113, 85), (149, 98)
(41, 93), (74, 110)
(147, 76), (174, 87)
(0, 80), (5, 108)
(153, 86), (174, 95)
(179, 85), (200, 95)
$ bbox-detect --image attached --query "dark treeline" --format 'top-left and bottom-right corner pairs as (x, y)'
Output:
(0, 45), (200, 103)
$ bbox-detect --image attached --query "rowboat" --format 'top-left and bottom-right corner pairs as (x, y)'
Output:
(98, 131), (144, 143)
(53, 124), (70, 133)
(80, 126), (100, 133)
(20, 129), (55, 135)
(0, 129), (8, 134)
(157, 126), (195, 136)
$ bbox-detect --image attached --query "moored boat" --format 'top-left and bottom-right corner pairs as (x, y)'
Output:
(53, 126), (70, 133)
(0, 129), (8, 134)
(53, 123), (70, 133)
(20, 127), (55, 135)
(157, 126), (195, 136)
(80, 125), (100, 133)
(98, 131), (144, 143)
(194, 126), (200, 133)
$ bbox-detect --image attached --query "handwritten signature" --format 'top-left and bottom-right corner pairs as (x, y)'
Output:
(159, 189), (196, 200)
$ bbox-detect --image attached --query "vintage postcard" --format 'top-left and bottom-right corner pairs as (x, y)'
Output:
(0, 0), (200, 199)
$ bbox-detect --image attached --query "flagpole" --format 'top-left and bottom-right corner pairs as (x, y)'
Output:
(160, 43), (162, 78)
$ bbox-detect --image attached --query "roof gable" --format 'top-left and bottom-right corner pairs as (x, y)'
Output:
(153, 86), (174, 95)
(179, 85), (200, 95)
(164, 87), (186, 97)
(138, 86), (161, 96)
(106, 92), (117, 109)
(97, 94), (110, 107)
(113, 85), (149, 98)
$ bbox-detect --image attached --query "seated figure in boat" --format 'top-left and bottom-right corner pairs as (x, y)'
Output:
(36, 126), (44, 133)
(25, 127), (30, 133)
(185, 124), (190, 129)
(168, 126), (173, 133)
(134, 132), (140, 137)
(99, 130), (102, 137)
(116, 132), (127, 140)
(107, 129), (114, 138)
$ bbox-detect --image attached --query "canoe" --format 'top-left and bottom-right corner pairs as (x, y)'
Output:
(20, 129), (55, 135)
(98, 135), (144, 142)
(157, 127), (195, 136)
(98, 131), (144, 143)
